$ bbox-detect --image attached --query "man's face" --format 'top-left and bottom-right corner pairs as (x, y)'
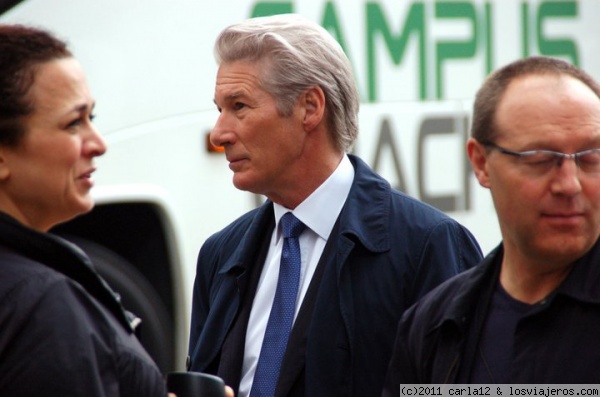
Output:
(210, 60), (307, 200)
(470, 74), (600, 266)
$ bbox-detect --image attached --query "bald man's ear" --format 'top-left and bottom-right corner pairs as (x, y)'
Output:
(301, 86), (326, 131)
(467, 138), (491, 188)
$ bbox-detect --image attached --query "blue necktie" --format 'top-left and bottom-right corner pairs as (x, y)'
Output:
(250, 212), (306, 397)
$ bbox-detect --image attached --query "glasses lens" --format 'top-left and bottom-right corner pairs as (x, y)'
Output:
(518, 151), (555, 165)
(516, 151), (556, 174)
(491, 143), (600, 175)
(578, 150), (600, 173)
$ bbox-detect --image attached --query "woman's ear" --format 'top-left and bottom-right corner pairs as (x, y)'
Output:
(301, 86), (326, 131)
(467, 138), (491, 188)
(0, 149), (12, 181)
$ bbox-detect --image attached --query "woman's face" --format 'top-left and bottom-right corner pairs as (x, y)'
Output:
(0, 57), (106, 232)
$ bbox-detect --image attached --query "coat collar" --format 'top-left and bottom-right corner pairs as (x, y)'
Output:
(219, 203), (275, 274)
(437, 238), (600, 327)
(340, 154), (391, 253)
(436, 245), (502, 328)
(219, 154), (393, 276)
(0, 211), (134, 332)
(554, 240), (600, 305)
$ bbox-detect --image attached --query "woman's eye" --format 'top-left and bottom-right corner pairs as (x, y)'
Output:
(67, 113), (95, 129)
(68, 118), (83, 128)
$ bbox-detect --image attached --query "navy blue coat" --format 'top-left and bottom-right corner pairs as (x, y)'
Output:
(188, 155), (482, 397)
(0, 213), (166, 397)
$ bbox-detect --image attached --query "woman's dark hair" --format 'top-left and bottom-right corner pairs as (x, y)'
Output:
(0, 24), (72, 146)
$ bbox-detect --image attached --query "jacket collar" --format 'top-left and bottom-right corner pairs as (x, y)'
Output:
(336, 154), (391, 253)
(437, 245), (502, 327)
(437, 238), (600, 326)
(428, 240), (600, 383)
(220, 154), (393, 276)
(553, 240), (600, 305)
(219, 203), (275, 274)
(0, 211), (134, 332)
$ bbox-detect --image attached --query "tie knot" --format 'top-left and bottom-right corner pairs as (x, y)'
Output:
(281, 212), (305, 239)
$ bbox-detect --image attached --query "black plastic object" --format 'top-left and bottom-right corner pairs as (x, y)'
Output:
(166, 372), (226, 397)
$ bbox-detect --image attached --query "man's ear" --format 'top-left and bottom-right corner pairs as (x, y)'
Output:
(301, 86), (326, 131)
(467, 138), (491, 188)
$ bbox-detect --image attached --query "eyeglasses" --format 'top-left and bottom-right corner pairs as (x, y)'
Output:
(484, 142), (600, 175)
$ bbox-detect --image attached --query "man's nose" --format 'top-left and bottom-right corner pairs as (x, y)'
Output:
(550, 157), (582, 196)
(210, 114), (233, 148)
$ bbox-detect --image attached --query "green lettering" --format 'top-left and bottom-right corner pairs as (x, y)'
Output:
(435, 1), (478, 99)
(250, 1), (293, 18)
(322, 2), (365, 99)
(366, 2), (426, 102)
(321, 1), (352, 60)
(537, 0), (579, 65)
(485, 2), (493, 74)
(522, 2), (530, 58)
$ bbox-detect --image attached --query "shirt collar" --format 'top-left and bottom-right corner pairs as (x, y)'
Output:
(554, 242), (600, 305)
(273, 154), (354, 240)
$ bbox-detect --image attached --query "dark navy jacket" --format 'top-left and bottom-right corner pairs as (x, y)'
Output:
(383, 242), (600, 392)
(0, 213), (166, 397)
(189, 155), (482, 397)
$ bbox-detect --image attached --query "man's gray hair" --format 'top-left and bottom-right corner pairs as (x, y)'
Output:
(214, 14), (360, 152)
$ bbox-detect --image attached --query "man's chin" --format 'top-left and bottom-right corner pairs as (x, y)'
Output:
(533, 236), (596, 265)
(232, 175), (256, 193)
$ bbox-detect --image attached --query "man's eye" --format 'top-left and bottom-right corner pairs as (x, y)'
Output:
(233, 102), (246, 111)
(522, 154), (554, 165)
(579, 152), (600, 165)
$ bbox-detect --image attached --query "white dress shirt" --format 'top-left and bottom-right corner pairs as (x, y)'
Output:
(238, 155), (354, 397)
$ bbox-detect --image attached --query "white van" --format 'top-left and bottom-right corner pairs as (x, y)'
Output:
(2, 0), (598, 372)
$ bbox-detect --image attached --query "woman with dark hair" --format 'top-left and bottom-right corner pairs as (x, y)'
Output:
(0, 24), (167, 397)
